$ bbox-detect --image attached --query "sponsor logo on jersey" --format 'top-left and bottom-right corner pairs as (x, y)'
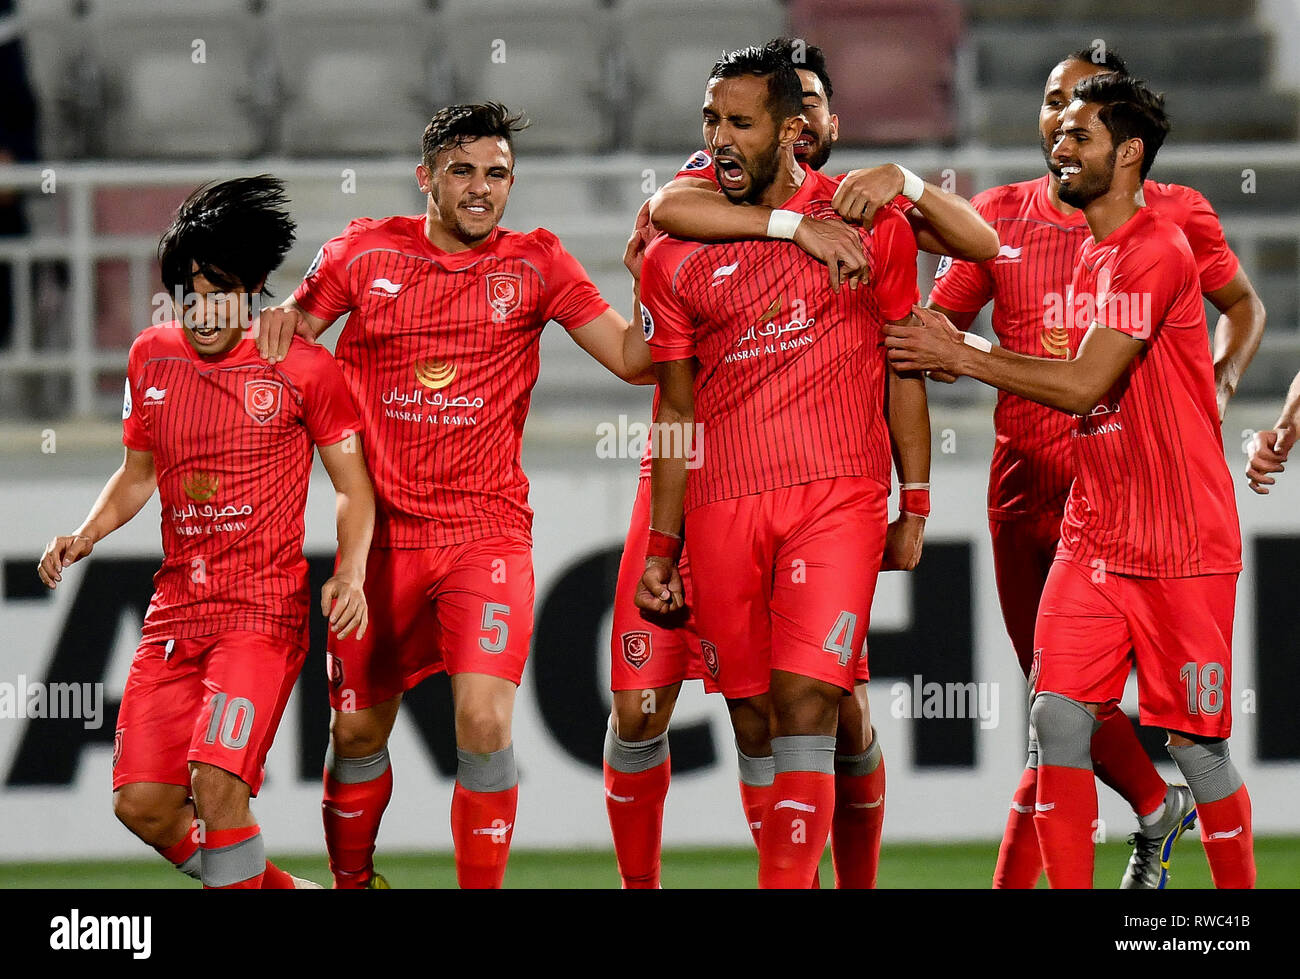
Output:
(243, 379), (284, 425)
(621, 631), (652, 670)
(680, 150), (711, 172)
(369, 277), (403, 296)
(414, 358), (457, 390)
(144, 386), (167, 403)
(1040, 322), (1070, 358)
(995, 244), (1023, 262)
(122, 379), (133, 419)
(729, 295), (816, 357)
(486, 272), (523, 321)
(640, 302), (654, 340)
(700, 639), (719, 677)
(182, 471), (219, 502)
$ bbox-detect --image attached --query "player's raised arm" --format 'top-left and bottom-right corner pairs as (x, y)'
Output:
(1245, 368), (1300, 494)
(887, 305), (1145, 416)
(38, 447), (156, 588)
(317, 436), (375, 639)
(1207, 267), (1267, 420)
(833, 164), (1000, 261)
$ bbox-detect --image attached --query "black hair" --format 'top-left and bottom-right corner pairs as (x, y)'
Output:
(1072, 72), (1170, 180)
(421, 102), (529, 168)
(1067, 46), (1129, 75)
(158, 174), (295, 295)
(765, 37), (833, 99)
(709, 44), (804, 124)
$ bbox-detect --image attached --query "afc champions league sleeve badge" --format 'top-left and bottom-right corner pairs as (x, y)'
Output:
(485, 272), (523, 323)
(243, 379), (284, 425)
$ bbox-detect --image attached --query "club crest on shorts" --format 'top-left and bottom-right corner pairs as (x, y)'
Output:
(700, 640), (719, 677)
(113, 729), (123, 769)
(486, 272), (523, 321)
(327, 653), (344, 690)
(621, 631), (652, 670)
(244, 379), (283, 425)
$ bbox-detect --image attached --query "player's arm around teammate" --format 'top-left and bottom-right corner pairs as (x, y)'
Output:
(1246, 369), (1300, 493)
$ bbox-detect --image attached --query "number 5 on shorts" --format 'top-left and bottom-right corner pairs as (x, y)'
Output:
(480, 602), (511, 654)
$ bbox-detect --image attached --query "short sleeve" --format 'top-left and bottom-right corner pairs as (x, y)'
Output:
(928, 190), (996, 314)
(292, 228), (355, 324)
(1093, 240), (1180, 341)
(869, 207), (920, 322)
(122, 342), (152, 451)
(297, 346), (363, 447)
(540, 236), (611, 330)
(641, 243), (696, 362)
(1177, 188), (1239, 294)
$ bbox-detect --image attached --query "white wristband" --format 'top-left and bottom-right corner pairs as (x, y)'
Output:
(897, 165), (925, 203)
(767, 209), (804, 240)
(962, 331), (992, 353)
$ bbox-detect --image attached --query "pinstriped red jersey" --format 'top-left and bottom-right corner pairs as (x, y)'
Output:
(293, 215), (610, 547)
(929, 175), (1239, 519)
(122, 326), (361, 644)
(1056, 207), (1241, 577)
(642, 166), (919, 512)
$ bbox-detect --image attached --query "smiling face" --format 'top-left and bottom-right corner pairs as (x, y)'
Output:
(1051, 99), (1119, 208)
(418, 136), (515, 246)
(1040, 57), (1111, 178)
(176, 265), (258, 356)
(702, 74), (801, 204)
(792, 68), (837, 171)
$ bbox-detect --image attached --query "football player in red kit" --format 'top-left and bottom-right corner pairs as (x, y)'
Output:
(888, 74), (1255, 889)
(639, 46), (931, 889)
(38, 176), (375, 889)
(927, 49), (1264, 888)
(256, 103), (651, 888)
(606, 37), (997, 889)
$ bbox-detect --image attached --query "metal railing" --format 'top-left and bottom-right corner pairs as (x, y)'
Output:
(0, 145), (1297, 419)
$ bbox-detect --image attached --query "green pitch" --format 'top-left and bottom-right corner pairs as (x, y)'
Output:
(1, 837), (1296, 888)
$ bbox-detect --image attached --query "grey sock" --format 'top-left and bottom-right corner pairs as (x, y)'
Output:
(603, 721), (669, 774)
(835, 729), (883, 777)
(324, 745), (391, 784)
(200, 831), (265, 889)
(736, 744), (775, 788)
(772, 735), (837, 775)
(1167, 740), (1242, 804)
(456, 744), (518, 793)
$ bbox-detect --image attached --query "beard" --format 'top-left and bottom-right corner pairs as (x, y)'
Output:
(1056, 147), (1117, 208)
(797, 131), (833, 171)
(733, 140), (783, 205)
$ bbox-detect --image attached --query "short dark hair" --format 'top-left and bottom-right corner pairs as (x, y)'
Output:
(766, 37), (833, 100)
(1072, 73), (1170, 180)
(1067, 46), (1129, 75)
(158, 174), (295, 296)
(421, 102), (529, 168)
(709, 44), (804, 124)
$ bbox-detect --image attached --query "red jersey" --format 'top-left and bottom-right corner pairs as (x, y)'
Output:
(929, 175), (1239, 518)
(1056, 206), (1241, 577)
(293, 215), (610, 547)
(122, 326), (361, 644)
(642, 166), (918, 511)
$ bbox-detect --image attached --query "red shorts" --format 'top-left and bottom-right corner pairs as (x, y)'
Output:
(1032, 558), (1237, 739)
(684, 476), (888, 699)
(989, 508), (1063, 677)
(611, 477), (717, 692)
(327, 538), (534, 711)
(113, 630), (307, 795)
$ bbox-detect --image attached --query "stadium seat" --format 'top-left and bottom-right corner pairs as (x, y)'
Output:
(617, 0), (788, 153)
(788, 0), (963, 146)
(435, 0), (618, 154)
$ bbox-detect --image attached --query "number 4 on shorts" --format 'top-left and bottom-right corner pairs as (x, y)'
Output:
(823, 610), (858, 667)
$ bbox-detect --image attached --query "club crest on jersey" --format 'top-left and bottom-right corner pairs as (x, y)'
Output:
(244, 379), (283, 425)
(700, 640), (720, 677)
(486, 272), (523, 322)
(621, 631), (652, 670)
(681, 150), (711, 172)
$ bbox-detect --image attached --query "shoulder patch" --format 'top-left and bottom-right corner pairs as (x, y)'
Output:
(934, 255), (953, 279)
(640, 302), (654, 340)
(680, 150), (711, 172)
(122, 377), (132, 420)
(305, 245), (325, 279)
